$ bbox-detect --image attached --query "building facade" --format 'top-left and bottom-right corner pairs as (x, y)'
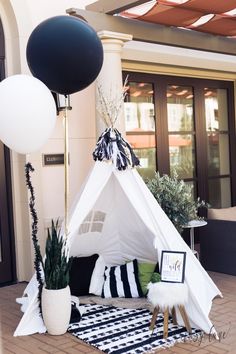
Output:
(0, 0), (236, 285)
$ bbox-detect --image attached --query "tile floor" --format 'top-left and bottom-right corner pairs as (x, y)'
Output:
(0, 272), (236, 354)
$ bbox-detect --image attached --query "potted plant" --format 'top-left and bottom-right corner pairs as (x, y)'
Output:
(146, 171), (208, 234)
(41, 220), (72, 335)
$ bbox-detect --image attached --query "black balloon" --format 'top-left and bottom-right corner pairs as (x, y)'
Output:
(26, 16), (104, 95)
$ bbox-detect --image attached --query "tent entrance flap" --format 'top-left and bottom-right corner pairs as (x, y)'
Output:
(70, 172), (158, 265)
(114, 174), (158, 263)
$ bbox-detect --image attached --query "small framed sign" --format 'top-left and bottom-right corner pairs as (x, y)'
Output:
(43, 154), (64, 166)
(160, 250), (186, 283)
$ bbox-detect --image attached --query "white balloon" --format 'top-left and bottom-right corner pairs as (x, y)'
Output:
(0, 74), (57, 154)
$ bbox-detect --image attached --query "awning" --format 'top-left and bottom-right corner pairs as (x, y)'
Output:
(121, 0), (236, 37)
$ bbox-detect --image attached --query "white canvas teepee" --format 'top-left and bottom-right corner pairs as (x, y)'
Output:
(14, 128), (222, 337)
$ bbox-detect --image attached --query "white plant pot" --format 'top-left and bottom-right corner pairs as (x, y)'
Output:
(42, 285), (71, 335)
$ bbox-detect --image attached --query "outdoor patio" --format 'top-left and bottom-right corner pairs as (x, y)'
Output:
(0, 271), (236, 354)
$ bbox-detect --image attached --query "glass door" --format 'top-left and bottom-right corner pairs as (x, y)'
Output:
(123, 72), (236, 207)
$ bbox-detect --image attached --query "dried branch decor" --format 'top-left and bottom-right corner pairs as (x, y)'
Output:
(94, 78), (140, 170)
(96, 77), (128, 128)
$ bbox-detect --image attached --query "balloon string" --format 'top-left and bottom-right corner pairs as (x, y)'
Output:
(64, 95), (69, 237)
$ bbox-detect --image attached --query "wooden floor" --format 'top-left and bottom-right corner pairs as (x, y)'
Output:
(0, 272), (236, 354)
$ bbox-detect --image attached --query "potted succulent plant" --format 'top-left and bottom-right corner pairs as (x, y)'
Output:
(146, 171), (208, 234)
(41, 220), (72, 335)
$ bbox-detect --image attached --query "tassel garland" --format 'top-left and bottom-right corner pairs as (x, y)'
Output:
(93, 127), (140, 170)
(25, 162), (44, 313)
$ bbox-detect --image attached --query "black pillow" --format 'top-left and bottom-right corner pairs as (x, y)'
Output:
(69, 254), (99, 296)
(70, 301), (81, 324)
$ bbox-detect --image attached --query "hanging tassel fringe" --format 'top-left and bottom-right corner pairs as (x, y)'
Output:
(93, 127), (140, 170)
(25, 162), (44, 314)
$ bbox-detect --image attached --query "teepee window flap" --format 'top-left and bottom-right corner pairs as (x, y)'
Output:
(78, 210), (106, 235)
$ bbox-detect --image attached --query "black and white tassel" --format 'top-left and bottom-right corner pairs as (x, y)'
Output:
(93, 127), (140, 170)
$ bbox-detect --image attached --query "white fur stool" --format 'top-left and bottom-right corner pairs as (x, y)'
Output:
(147, 282), (191, 338)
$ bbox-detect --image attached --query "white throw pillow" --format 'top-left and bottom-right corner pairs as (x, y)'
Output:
(208, 207), (236, 221)
(89, 255), (106, 296)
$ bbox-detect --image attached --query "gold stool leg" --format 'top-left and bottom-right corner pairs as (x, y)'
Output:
(171, 306), (177, 325)
(163, 307), (169, 339)
(150, 306), (159, 333)
(178, 305), (192, 334)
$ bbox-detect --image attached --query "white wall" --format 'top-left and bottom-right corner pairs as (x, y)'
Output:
(122, 41), (236, 74)
(1, 0), (97, 280)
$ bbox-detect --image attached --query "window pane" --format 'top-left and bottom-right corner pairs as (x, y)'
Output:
(126, 133), (157, 176)
(127, 133), (155, 150)
(125, 82), (155, 132)
(208, 178), (231, 208)
(207, 133), (230, 176)
(167, 86), (193, 132)
(169, 134), (195, 179)
(184, 181), (196, 199)
(125, 81), (157, 176)
(205, 88), (228, 131)
(134, 148), (156, 180)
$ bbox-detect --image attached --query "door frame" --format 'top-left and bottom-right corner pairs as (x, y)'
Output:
(0, 18), (16, 286)
(0, 145), (16, 286)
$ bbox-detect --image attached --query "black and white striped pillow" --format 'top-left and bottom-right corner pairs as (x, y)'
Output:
(101, 259), (143, 298)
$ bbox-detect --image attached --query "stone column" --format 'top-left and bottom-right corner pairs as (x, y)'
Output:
(96, 31), (133, 137)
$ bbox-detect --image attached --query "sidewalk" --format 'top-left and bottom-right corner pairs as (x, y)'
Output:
(0, 272), (236, 354)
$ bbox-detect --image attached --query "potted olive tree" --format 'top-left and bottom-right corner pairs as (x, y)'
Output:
(146, 171), (208, 234)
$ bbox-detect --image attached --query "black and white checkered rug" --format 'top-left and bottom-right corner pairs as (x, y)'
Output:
(68, 304), (202, 354)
